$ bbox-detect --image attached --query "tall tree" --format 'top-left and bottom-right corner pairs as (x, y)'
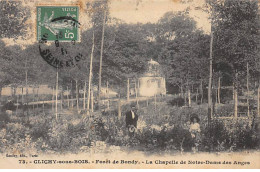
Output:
(0, 1), (29, 39)
(207, 0), (260, 87)
(0, 1), (29, 99)
(156, 11), (210, 94)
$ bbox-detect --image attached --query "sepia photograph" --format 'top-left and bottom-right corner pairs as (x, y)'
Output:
(0, 0), (259, 169)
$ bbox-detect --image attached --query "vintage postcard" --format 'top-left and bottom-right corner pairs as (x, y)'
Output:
(0, 0), (259, 169)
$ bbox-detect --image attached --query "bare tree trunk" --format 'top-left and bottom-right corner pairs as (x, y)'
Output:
(218, 77), (221, 104)
(188, 88), (191, 107)
(0, 86), (2, 101)
(76, 79), (79, 111)
(60, 86), (63, 111)
(180, 79), (183, 98)
(70, 80), (73, 108)
(107, 100), (110, 110)
(196, 88), (198, 104)
(98, 10), (106, 109)
(106, 81), (109, 109)
(247, 62), (250, 117)
(154, 93), (157, 110)
(135, 80), (139, 108)
(87, 31), (95, 115)
(11, 86), (15, 99)
(42, 100), (45, 113)
(200, 79), (203, 104)
(234, 88), (238, 118)
(127, 78), (130, 101)
(83, 79), (87, 110)
(215, 87), (218, 104)
(36, 87), (39, 109)
(208, 31), (214, 124)
(106, 81), (109, 98)
(32, 87), (35, 111)
(25, 57), (28, 117)
(52, 87), (54, 111)
(55, 69), (59, 120)
(16, 94), (19, 115)
(91, 90), (94, 112)
(22, 87), (24, 105)
(257, 86), (260, 117)
(67, 86), (70, 108)
(234, 73), (238, 118)
(118, 99), (121, 118)
(233, 83), (235, 100)
(184, 89), (187, 106)
(137, 79), (140, 96)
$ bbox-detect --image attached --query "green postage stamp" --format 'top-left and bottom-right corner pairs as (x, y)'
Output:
(37, 6), (80, 42)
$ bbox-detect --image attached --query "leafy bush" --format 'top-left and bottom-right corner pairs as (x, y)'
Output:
(0, 112), (10, 128)
(0, 122), (36, 154)
(201, 119), (260, 152)
(215, 104), (233, 117)
(135, 124), (193, 152)
(0, 101), (259, 155)
(168, 97), (187, 107)
(191, 94), (203, 105)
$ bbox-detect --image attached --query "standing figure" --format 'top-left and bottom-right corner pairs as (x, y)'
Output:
(189, 114), (201, 153)
(125, 104), (138, 136)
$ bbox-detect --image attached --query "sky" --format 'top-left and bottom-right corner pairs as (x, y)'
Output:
(110, 0), (210, 31)
(2, 0), (210, 47)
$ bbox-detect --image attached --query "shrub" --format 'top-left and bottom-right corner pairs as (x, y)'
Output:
(215, 104), (233, 117)
(0, 112), (10, 128)
(47, 118), (78, 152)
(0, 122), (34, 153)
(168, 97), (187, 107)
(201, 120), (229, 152)
(0, 101), (259, 154)
(201, 119), (260, 152)
(166, 125), (193, 151)
(191, 94), (203, 105)
(30, 116), (52, 141)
